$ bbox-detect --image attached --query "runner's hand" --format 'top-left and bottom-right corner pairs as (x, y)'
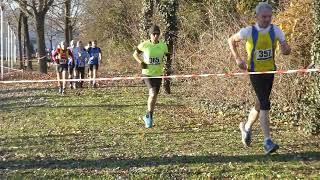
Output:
(141, 62), (147, 69)
(236, 59), (247, 71)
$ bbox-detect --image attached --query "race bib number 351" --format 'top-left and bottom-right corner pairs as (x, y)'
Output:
(256, 49), (273, 61)
(149, 57), (160, 65)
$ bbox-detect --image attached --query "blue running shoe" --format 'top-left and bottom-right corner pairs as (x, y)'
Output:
(239, 122), (252, 147)
(264, 139), (279, 155)
(143, 113), (153, 128)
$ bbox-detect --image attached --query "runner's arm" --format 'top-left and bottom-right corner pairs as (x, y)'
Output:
(133, 48), (143, 64)
(68, 49), (75, 65)
(133, 48), (147, 69)
(52, 50), (59, 63)
(228, 33), (247, 70)
(99, 48), (102, 63)
(275, 26), (291, 55)
(279, 41), (291, 55)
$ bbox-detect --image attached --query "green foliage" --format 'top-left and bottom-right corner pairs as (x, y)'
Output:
(178, 1), (209, 42)
(140, 0), (155, 39)
(139, 0), (179, 44)
(300, 0), (320, 135)
(157, 0), (179, 43)
(82, 0), (141, 50)
(178, 0), (239, 44)
(237, 0), (280, 15)
(301, 76), (320, 134)
(275, 0), (313, 66)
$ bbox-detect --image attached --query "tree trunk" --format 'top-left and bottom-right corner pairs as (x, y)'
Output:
(23, 13), (33, 70)
(36, 14), (47, 74)
(160, 0), (179, 94)
(49, 36), (53, 51)
(18, 12), (23, 69)
(140, 0), (154, 39)
(301, 0), (320, 134)
(69, 24), (73, 41)
(163, 40), (173, 94)
(65, 0), (71, 44)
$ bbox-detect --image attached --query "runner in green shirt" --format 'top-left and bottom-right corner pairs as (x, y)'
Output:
(133, 25), (169, 128)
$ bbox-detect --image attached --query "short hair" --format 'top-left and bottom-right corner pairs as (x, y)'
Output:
(255, 2), (272, 15)
(149, 25), (160, 34)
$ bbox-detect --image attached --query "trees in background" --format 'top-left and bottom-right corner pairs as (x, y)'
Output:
(47, 0), (85, 46)
(14, 0), (55, 74)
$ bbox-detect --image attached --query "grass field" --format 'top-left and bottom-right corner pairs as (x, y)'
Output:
(0, 80), (319, 179)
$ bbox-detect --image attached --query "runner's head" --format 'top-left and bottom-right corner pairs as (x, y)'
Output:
(92, 40), (97, 48)
(149, 25), (160, 43)
(77, 41), (83, 48)
(60, 41), (67, 50)
(255, 2), (273, 28)
(70, 40), (75, 48)
(88, 41), (92, 47)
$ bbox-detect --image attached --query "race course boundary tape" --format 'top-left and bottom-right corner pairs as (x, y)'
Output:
(0, 68), (319, 84)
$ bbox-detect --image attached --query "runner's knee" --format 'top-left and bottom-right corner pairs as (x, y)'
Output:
(149, 88), (158, 98)
(255, 99), (270, 111)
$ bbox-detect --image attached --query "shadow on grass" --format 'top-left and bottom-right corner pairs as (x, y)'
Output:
(0, 87), (56, 94)
(0, 84), (146, 95)
(0, 103), (183, 112)
(0, 151), (319, 170)
(1, 103), (145, 110)
(0, 103), (145, 114)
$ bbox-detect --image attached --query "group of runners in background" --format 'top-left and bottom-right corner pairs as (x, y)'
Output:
(51, 40), (102, 94)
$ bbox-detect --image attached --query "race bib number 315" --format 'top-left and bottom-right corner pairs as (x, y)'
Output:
(149, 57), (160, 65)
(256, 49), (273, 61)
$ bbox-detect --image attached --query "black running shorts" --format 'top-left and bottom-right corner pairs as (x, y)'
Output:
(249, 74), (274, 111)
(143, 75), (162, 94)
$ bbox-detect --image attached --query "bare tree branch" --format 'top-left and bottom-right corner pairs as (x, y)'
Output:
(12, 0), (34, 17)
